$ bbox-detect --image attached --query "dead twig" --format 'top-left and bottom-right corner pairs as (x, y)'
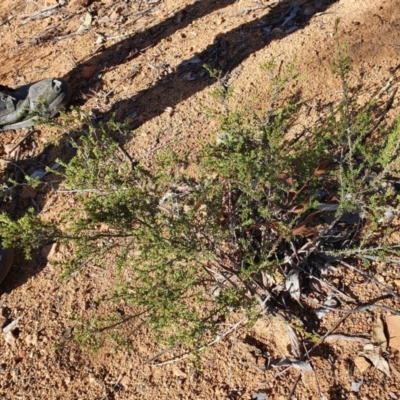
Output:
(286, 373), (301, 400)
(20, 4), (60, 25)
(0, 15), (15, 28)
(7, 128), (35, 155)
(149, 317), (247, 366)
(324, 334), (370, 343)
(357, 254), (400, 265)
(143, 344), (180, 365)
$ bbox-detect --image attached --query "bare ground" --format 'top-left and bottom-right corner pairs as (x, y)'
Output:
(0, 0), (400, 399)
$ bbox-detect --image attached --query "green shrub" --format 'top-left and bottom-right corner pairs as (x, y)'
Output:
(1, 46), (400, 354)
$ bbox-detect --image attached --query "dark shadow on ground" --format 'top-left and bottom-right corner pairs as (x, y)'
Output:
(0, 249), (47, 294)
(1, 0), (340, 290)
(65, 0), (339, 131)
(66, 0), (240, 95)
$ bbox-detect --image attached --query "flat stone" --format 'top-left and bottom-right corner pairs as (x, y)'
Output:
(354, 356), (371, 374)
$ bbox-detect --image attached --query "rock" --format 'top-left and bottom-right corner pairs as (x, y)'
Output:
(120, 375), (130, 388)
(354, 356), (371, 374)
(41, 243), (59, 261)
(88, 373), (97, 384)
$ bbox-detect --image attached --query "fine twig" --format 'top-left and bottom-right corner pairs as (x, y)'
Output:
(286, 373), (301, 400)
(6, 128), (35, 155)
(143, 344), (180, 365)
(0, 15), (15, 28)
(149, 318), (247, 366)
(357, 254), (400, 265)
(20, 4), (60, 25)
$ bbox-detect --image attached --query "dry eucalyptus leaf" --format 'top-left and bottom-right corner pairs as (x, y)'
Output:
(285, 325), (301, 358)
(361, 343), (390, 377)
(252, 393), (268, 400)
(386, 315), (400, 353)
(77, 12), (92, 34)
(3, 316), (22, 334)
(316, 295), (339, 319)
(351, 379), (363, 393)
(272, 357), (313, 372)
(372, 318), (387, 352)
(285, 269), (301, 302)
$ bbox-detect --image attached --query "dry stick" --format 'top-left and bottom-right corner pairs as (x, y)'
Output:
(149, 317), (247, 366)
(286, 373), (301, 400)
(7, 128), (35, 155)
(143, 344), (180, 365)
(302, 341), (324, 400)
(108, 7), (154, 36)
(0, 15), (15, 28)
(304, 295), (400, 316)
(137, 133), (191, 160)
(20, 4), (60, 25)
(297, 214), (342, 256)
(311, 275), (355, 302)
(117, 144), (135, 166)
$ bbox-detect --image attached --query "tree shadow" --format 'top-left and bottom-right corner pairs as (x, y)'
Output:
(0, 0), (340, 290)
(65, 0), (339, 131)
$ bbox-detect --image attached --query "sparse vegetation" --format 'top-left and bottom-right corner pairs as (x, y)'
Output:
(1, 32), (400, 362)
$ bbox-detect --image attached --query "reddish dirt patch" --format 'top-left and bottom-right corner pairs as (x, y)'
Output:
(0, 0), (400, 399)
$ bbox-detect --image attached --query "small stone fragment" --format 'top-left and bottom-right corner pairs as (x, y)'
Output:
(41, 243), (59, 261)
(88, 373), (97, 384)
(120, 375), (130, 388)
(354, 356), (370, 374)
(25, 334), (38, 346)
